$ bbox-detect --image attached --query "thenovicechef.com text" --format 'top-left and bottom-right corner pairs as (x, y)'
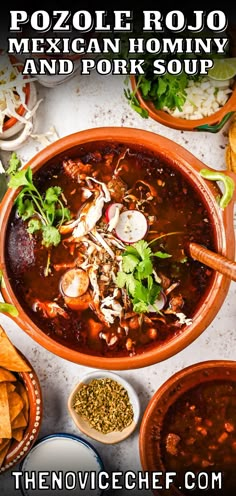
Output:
(12, 470), (223, 491)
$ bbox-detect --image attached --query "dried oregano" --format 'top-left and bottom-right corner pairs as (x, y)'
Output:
(73, 378), (134, 434)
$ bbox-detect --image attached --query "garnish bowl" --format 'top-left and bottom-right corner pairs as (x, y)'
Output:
(68, 370), (140, 444)
(130, 76), (236, 132)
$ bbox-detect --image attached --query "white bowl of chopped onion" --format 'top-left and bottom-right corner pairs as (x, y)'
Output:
(0, 52), (41, 150)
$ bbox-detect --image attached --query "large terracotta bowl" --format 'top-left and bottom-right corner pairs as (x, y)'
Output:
(0, 128), (235, 369)
(130, 76), (236, 132)
(139, 360), (236, 496)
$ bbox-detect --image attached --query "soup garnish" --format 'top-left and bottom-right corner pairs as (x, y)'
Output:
(6, 143), (215, 357)
(8, 158), (71, 276)
(72, 378), (134, 434)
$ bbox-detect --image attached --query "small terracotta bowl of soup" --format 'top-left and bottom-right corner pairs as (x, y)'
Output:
(0, 128), (235, 369)
(139, 360), (236, 496)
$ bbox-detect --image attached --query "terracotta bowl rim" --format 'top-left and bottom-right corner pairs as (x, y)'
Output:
(0, 127), (235, 369)
(139, 359), (236, 495)
(0, 349), (43, 474)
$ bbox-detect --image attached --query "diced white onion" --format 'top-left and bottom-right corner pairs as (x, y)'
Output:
(165, 76), (233, 120)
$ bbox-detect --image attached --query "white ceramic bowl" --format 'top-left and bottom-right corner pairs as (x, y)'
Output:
(68, 371), (140, 444)
(19, 433), (104, 496)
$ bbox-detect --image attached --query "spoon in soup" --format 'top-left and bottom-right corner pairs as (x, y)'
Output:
(185, 242), (236, 282)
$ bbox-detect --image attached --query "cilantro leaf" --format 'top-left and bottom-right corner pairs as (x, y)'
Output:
(131, 102), (149, 118)
(43, 202), (56, 223)
(122, 254), (139, 273)
(134, 240), (152, 260)
(132, 301), (149, 313)
(116, 239), (172, 315)
(55, 207), (71, 222)
(116, 272), (137, 297)
(16, 197), (35, 221)
(8, 168), (32, 189)
(125, 274), (138, 297)
(123, 245), (139, 257)
(42, 225), (61, 248)
(27, 218), (42, 234)
(136, 257), (153, 278)
(6, 152), (22, 176)
(153, 251), (172, 259)
(124, 88), (149, 119)
(137, 72), (189, 113)
(140, 78), (151, 97)
(45, 186), (62, 204)
(116, 272), (127, 288)
(147, 275), (153, 290)
(148, 284), (162, 305)
(156, 77), (167, 98)
(8, 165), (71, 276)
(134, 282), (150, 303)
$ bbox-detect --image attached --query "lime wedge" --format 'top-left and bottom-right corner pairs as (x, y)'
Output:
(208, 58), (236, 80)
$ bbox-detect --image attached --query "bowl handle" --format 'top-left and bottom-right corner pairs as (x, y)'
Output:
(200, 168), (236, 206)
(220, 169), (236, 202)
(195, 112), (235, 133)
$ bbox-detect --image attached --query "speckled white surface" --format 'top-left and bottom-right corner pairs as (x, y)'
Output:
(0, 71), (236, 495)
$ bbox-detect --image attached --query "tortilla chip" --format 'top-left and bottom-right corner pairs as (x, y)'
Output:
(229, 117), (236, 154)
(230, 148), (236, 173)
(0, 383), (12, 439)
(0, 326), (31, 372)
(0, 367), (17, 383)
(0, 439), (11, 451)
(6, 383), (16, 393)
(15, 382), (29, 409)
(12, 428), (24, 442)
(11, 411), (27, 429)
(226, 144), (232, 170)
(8, 391), (24, 423)
(0, 440), (11, 468)
(226, 144), (236, 172)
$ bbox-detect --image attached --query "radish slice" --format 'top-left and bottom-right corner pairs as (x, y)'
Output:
(148, 292), (166, 312)
(60, 268), (89, 298)
(105, 203), (123, 222)
(115, 210), (148, 244)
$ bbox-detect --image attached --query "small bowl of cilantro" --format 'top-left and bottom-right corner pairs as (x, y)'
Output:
(128, 58), (236, 132)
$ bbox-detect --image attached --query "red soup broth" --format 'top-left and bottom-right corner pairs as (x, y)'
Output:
(5, 143), (216, 357)
(161, 380), (236, 495)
